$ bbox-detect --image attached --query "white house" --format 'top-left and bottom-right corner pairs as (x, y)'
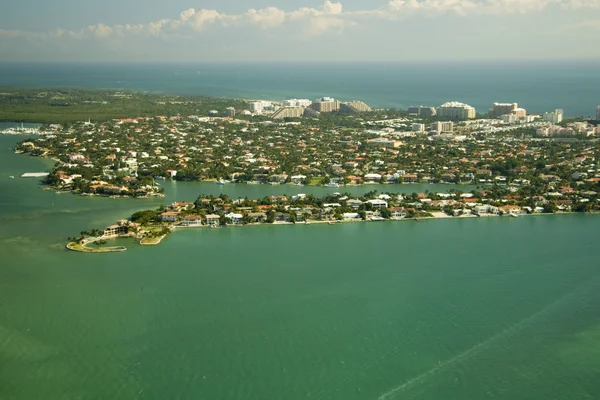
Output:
(225, 213), (244, 225)
(205, 214), (220, 226)
(366, 199), (388, 208)
(181, 215), (203, 226)
(346, 199), (363, 209)
(364, 173), (382, 182)
(342, 213), (361, 220)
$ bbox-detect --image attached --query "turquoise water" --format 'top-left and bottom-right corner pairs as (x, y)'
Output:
(1, 62), (599, 116)
(1, 134), (600, 399)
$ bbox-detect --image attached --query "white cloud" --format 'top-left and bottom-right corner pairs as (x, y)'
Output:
(244, 7), (287, 28)
(5, 0), (600, 44)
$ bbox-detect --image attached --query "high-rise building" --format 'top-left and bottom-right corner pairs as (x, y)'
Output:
(430, 121), (454, 133)
(543, 109), (564, 124)
(270, 107), (305, 119)
(412, 123), (425, 132)
(489, 102), (517, 118)
(310, 97), (340, 113)
(249, 101), (272, 114)
(282, 99), (312, 107)
(596, 105), (600, 121)
(437, 102), (476, 119)
(224, 107), (236, 117)
(407, 106), (436, 116)
(339, 101), (372, 114)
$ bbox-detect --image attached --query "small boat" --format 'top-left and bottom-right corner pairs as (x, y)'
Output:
(510, 213), (519, 218)
(324, 183), (340, 188)
(9, 176), (14, 179)
(216, 179), (226, 185)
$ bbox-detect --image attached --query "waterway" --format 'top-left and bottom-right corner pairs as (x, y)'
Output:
(1, 134), (600, 400)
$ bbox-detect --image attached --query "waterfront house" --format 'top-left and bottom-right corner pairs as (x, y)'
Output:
(247, 212), (267, 223)
(366, 199), (388, 208)
(498, 205), (522, 215)
(402, 174), (418, 183)
(160, 212), (180, 222)
(474, 205), (499, 215)
(225, 213), (244, 225)
(390, 207), (407, 219)
(364, 173), (382, 182)
(346, 199), (363, 209)
(104, 224), (128, 236)
(205, 214), (221, 226)
(181, 215), (203, 227)
(342, 213), (361, 220)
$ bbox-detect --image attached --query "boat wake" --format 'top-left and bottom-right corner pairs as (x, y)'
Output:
(377, 277), (598, 400)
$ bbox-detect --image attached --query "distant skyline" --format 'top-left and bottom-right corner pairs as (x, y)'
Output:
(1, 0), (600, 62)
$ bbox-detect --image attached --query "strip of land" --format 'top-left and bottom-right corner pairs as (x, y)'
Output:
(68, 190), (589, 252)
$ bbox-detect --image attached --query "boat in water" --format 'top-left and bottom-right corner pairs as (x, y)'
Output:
(216, 179), (226, 184)
(324, 183), (340, 188)
(9, 176), (14, 179)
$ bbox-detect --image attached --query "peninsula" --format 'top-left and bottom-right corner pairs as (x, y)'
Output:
(8, 87), (600, 203)
(68, 188), (597, 252)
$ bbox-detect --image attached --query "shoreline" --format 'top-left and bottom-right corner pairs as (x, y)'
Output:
(69, 211), (583, 254)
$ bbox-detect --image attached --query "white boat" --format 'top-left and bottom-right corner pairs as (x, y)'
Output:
(324, 183), (340, 188)
(270, 182), (280, 185)
(246, 181), (260, 185)
(510, 213), (519, 218)
(9, 176), (14, 179)
(216, 179), (226, 184)
(369, 216), (386, 221)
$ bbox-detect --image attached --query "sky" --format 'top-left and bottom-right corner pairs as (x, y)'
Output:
(1, 0), (599, 62)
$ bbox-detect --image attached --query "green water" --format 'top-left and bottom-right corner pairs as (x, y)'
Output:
(1, 134), (600, 400)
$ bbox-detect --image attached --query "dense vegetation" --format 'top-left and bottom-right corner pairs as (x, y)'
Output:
(0, 87), (247, 123)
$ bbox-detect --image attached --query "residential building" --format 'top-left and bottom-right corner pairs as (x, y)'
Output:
(488, 102), (517, 118)
(339, 101), (372, 114)
(412, 123), (426, 132)
(224, 107), (236, 117)
(271, 106), (305, 119)
(366, 199), (388, 208)
(180, 215), (203, 226)
(501, 114), (519, 124)
(282, 99), (311, 107)
(225, 213), (243, 225)
(310, 97), (340, 113)
(407, 106), (436, 116)
(364, 173), (382, 182)
(596, 105), (600, 121)
(543, 109), (564, 124)
(437, 102), (476, 119)
(430, 121), (454, 133)
(160, 212), (180, 222)
(249, 101), (273, 114)
(205, 214), (220, 226)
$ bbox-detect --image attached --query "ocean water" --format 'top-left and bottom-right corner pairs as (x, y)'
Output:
(1, 61), (599, 117)
(2, 135), (600, 400)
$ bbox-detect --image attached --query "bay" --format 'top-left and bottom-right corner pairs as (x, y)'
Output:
(1, 135), (600, 400)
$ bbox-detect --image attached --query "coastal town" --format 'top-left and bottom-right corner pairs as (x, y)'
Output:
(14, 93), (591, 251)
